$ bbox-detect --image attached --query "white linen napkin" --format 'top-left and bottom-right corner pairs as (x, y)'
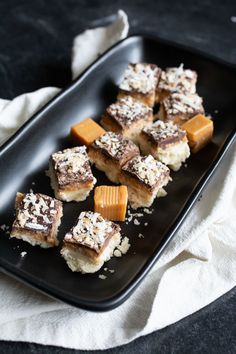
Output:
(0, 10), (235, 350)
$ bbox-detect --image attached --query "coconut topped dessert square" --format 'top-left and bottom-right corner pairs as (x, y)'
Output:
(119, 63), (161, 99)
(141, 120), (187, 148)
(51, 146), (94, 187)
(157, 64), (197, 100)
(49, 146), (96, 202)
(100, 96), (153, 142)
(158, 92), (204, 125)
(61, 211), (121, 273)
(10, 192), (63, 247)
(139, 120), (190, 171)
(106, 96), (152, 129)
(63, 211), (120, 254)
(91, 132), (139, 166)
(122, 155), (170, 190)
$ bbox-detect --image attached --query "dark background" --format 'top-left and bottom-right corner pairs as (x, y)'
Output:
(0, 0), (236, 353)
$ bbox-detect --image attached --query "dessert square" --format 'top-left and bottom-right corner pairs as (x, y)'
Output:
(118, 63), (161, 107)
(100, 96), (153, 143)
(157, 92), (204, 126)
(138, 120), (190, 171)
(61, 211), (121, 273)
(94, 185), (128, 221)
(89, 131), (139, 183)
(49, 146), (96, 202)
(70, 118), (105, 146)
(182, 114), (214, 153)
(156, 64), (197, 102)
(119, 155), (170, 209)
(10, 192), (63, 248)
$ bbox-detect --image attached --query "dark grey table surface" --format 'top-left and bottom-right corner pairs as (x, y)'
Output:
(0, 0), (236, 353)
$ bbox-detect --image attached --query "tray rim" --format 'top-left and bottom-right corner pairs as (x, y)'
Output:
(0, 33), (235, 312)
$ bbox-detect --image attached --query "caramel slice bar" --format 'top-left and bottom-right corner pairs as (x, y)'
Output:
(119, 155), (170, 209)
(61, 211), (121, 273)
(89, 131), (139, 183)
(94, 185), (128, 221)
(181, 114), (214, 153)
(10, 192), (63, 248)
(156, 64), (197, 102)
(49, 146), (96, 202)
(118, 63), (161, 107)
(100, 96), (153, 143)
(157, 92), (204, 126)
(70, 118), (106, 146)
(138, 120), (190, 171)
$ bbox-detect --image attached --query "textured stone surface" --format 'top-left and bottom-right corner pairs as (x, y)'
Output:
(0, 0), (236, 352)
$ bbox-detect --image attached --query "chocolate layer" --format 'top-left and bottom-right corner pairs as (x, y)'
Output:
(92, 132), (139, 166)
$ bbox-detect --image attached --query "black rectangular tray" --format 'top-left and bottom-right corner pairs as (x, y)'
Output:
(0, 35), (235, 311)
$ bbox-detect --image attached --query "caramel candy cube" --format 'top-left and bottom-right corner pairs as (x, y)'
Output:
(182, 114), (213, 153)
(94, 185), (128, 221)
(70, 118), (105, 146)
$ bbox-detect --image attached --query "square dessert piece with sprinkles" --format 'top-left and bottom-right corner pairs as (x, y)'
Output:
(156, 64), (197, 102)
(48, 146), (96, 202)
(138, 120), (190, 171)
(89, 131), (139, 183)
(61, 211), (121, 273)
(10, 192), (63, 248)
(157, 92), (204, 126)
(118, 63), (161, 107)
(119, 155), (170, 209)
(100, 96), (153, 143)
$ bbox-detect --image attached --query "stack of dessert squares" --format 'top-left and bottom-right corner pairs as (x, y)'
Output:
(10, 62), (214, 274)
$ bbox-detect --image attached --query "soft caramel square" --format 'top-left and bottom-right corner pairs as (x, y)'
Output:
(94, 185), (128, 221)
(182, 114), (213, 153)
(70, 118), (105, 146)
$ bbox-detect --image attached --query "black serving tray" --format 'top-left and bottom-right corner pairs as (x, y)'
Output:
(0, 35), (235, 311)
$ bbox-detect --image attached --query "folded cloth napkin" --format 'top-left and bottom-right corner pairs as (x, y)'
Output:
(0, 10), (236, 350)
